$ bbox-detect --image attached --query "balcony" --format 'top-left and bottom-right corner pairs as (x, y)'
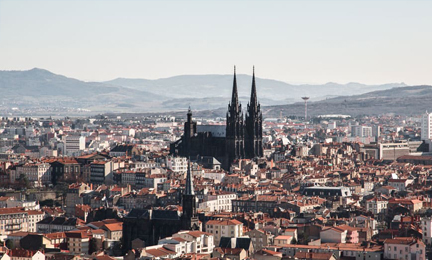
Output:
(6, 223), (22, 231)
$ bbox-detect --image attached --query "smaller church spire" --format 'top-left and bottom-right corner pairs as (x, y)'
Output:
(185, 158), (194, 195)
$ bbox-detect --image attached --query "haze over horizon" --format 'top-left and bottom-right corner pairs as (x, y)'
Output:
(1, 1), (432, 86)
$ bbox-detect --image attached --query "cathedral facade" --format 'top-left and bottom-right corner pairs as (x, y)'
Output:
(170, 67), (263, 169)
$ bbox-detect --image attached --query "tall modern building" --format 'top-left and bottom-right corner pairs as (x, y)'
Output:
(421, 111), (432, 141)
(351, 125), (373, 137)
(170, 67), (263, 169)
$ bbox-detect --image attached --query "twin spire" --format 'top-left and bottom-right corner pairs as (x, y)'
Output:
(231, 66), (239, 107)
(231, 66), (258, 111)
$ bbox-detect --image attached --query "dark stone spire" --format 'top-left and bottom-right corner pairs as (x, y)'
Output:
(185, 158), (194, 195)
(226, 66), (245, 167)
(181, 157), (199, 231)
(231, 66), (239, 110)
(245, 66), (263, 158)
(250, 66), (258, 111)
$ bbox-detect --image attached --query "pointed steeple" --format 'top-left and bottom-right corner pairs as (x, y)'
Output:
(231, 66), (239, 108)
(250, 66), (258, 110)
(185, 158), (194, 195)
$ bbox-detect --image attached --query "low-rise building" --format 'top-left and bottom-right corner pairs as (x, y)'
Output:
(205, 219), (243, 246)
(384, 237), (425, 260)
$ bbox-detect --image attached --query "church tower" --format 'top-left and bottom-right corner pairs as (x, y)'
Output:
(181, 159), (199, 230)
(245, 67), (263, 158)
(226, 66), (245, 165)
(184, 107), (196, 154)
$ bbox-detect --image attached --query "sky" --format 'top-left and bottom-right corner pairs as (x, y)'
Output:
(0, 0), (432, 85)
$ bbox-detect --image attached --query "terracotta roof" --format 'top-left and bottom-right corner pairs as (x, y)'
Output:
(206, 219), (243, 226)
(145, 247), (176, 257)
(103, 223), (123, 232)
(8, 249), (40, 257)
(45, 232), (66, 239)
(0, 208), (25, 215)
(295, 252), (334, 260)
(385, 237), (421, 245)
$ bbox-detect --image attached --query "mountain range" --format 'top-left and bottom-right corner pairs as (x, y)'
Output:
(0, 68), (417, 116)
(263, 85), (432, 118)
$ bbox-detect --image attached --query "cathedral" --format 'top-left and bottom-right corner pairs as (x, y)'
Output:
(170, 67), (263, 169)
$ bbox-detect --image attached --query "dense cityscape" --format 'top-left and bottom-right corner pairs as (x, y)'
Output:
(0, 69), (432, 260)
(2, 0), (432, 259)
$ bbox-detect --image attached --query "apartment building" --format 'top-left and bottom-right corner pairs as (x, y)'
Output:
(158, 230), (215, 255)
(65, 183), (91, 215)
(90, 160), (118, 184)
(65, 230), (91, 254)
(366, 197), (388, 215)
(0, 208), (29, 240)
(421, 217), (432, 246)
(205, 219), (243, 246)
(166, 156), (188, 173)
(15, 163), (51, 187)
(384, 237), (425, 260)
(27, 210), (45, 233)
(199, 192), (237, 212)
(245, 229), (274, 251)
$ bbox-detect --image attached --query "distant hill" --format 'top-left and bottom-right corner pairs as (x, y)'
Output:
(106, 76), (405, 108)
(0, 68), (165, 113)
(0, 68), (407, 115)
(263, 85), (432, 117)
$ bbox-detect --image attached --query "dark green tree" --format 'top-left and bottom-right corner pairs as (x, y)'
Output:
(17, 174), (31, 189)
(5, 239), (14, 249)
(88, 238), (98, 254)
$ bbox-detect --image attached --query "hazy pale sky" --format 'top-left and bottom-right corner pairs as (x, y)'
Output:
(1, 0), (431, 85)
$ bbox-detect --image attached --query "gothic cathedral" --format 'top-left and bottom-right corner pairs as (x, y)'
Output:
(170, 67), (263, 169)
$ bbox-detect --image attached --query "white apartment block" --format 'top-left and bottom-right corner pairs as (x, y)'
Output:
(366, 198), (388, 215)
(199, 192), (237, 212)
(158, 230), (215, 255)
(351, 125), (372, 137)
(166, 156), (188, 173)
(203, 170), (226, 182)
(0, 208), (29, 241)
(64, 135), (86, 156)
(421, 111), (432, 141)
(7, 200), (40, 210)
(421, 217), (432, 246)
(205, 219), (243, 246)
(27, 210), (45, 232)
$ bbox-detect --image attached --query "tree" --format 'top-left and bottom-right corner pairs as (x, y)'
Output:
(5, 239), (14, 249)
(88, 238), (98, 254)
(17, 174), (31, 189)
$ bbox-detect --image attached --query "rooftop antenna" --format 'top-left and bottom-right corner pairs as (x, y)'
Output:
(301, 97), (310, 121)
